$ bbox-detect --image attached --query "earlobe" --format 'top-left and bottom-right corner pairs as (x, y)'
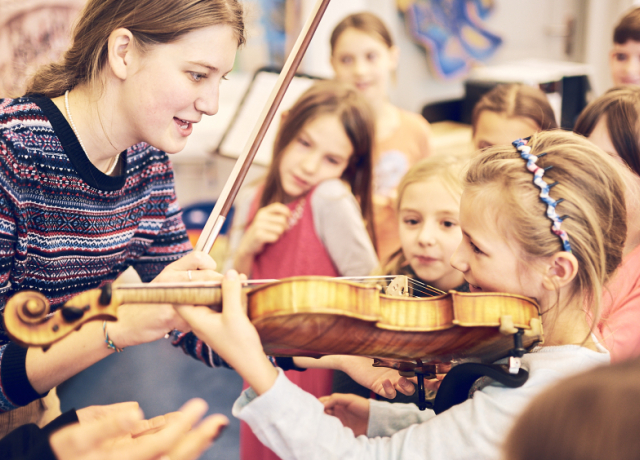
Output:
(108, 28), (135, 81)
(542, 252), (579, 291)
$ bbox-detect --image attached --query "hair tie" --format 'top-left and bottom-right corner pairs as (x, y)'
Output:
(513, 138), (572, 253)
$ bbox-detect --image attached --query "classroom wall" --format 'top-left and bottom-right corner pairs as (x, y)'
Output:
(293, 0), (634, 113)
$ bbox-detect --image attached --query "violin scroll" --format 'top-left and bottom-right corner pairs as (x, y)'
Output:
(4, 284), (119, 348)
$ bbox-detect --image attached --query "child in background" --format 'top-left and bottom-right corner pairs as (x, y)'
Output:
(332, 155), (469, 400)
(611, 7), (640, 87)
(574, 86), (640, 362)
(227, 80), (378, 460)
(178, 130), (624, 459)
(330, 12), (433, 261)
(472, 83), (558, 149)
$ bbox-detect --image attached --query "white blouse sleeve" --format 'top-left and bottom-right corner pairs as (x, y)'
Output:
(310, 179), (378, 276)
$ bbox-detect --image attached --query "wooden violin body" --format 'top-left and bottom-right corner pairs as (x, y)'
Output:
(5, 276), (542, 373)
(248, 277), (542, 373)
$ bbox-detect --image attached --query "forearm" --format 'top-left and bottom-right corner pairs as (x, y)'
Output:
(233, 248), (254, 277)
(26, 321), (112, 394)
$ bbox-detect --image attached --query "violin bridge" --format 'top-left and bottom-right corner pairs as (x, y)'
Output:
(386, 275), (410, 297)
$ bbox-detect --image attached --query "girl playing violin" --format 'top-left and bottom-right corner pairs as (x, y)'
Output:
(0, 0), (243, 436)
(333, 155), (470, 400)
(177, 130), (624, 459)
(226, 79), (378, 460)
(330, 12), (433, 261)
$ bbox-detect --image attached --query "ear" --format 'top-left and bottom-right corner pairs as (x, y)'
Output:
(107, 28), (135, 81)
(541, 252), (579, 291)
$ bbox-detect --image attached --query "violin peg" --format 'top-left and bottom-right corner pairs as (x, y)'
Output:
(499, 315), (518, 335)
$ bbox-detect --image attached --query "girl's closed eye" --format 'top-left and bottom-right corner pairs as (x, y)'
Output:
(470, 239), (484, 255)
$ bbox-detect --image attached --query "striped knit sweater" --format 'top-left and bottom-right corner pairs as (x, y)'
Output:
(0, 95), (198, 412)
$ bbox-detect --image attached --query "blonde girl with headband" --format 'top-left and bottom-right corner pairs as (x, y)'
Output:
(177, 130), (624, 459)
(472, 83), (558, 149)
(330, 12), (433, 261)
(0, 0), (243, 440)
(226, 79), (378, 460)
(574, 86), (640, 362)
(332, 156), (469, 402)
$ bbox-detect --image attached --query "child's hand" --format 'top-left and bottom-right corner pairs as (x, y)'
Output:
(174, 270), (279, 395)
(333, 356), (417, 399)
(109, 252), (222, 347)
(239, 203), (291, 256)
(320, 393), (370, 437)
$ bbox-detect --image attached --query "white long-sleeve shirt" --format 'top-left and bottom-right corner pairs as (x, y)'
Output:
(233, 345), (609, 460)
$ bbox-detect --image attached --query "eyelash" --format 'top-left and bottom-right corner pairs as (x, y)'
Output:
(470, 241), (483, 255)
(190, 72), (207, 82)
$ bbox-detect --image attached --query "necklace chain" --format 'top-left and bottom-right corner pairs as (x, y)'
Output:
(64, 90), (120, 176)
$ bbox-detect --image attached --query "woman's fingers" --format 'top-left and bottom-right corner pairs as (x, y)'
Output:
(164, 414), (229, 460)
(50, 407), (144, 457)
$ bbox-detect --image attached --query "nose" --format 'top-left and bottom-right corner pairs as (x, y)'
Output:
(354, 57), (368, 76)
(449, 242), (468, 274)
(194, 84), (220, 116)
(417, 222), (437, 247)
(300, 152), (321, 175)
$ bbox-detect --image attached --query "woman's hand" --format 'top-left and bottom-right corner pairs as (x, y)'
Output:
(175, 270), (278, 395)
(320, 393), (370, 437)
(50, 399), (228, 460)
(108, 252), (221, 348)
(237, 203), (291, 257)
(152, 251), (221, 284)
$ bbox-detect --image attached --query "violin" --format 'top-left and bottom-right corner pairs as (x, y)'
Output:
(4, 276), (543, 374)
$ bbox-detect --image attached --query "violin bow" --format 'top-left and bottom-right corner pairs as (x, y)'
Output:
(195, 0), (332, 254)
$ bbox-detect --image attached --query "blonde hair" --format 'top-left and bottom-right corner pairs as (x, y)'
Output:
(471, 84), (558, 136)
(25, 0), (245, 98)
(380, 155), (468, 275)
(261, 80), (376, 246)
(465, 131), (627, 322)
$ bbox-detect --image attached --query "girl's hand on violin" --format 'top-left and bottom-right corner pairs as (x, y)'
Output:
(320, 393), (370, 437)
(239, 203), (291, 256)
(175, 270), (279, 395)
(153, 251), (221, 284)
(332, 356), (415, 399)
(109, 252), (221, 348)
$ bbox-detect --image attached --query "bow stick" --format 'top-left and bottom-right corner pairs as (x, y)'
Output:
(195, 0), (332, 254)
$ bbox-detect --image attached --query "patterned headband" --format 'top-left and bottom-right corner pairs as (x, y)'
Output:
(513, 138), (572, 253)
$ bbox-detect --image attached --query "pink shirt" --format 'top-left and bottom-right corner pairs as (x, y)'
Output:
(598, 243), (640, 362)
